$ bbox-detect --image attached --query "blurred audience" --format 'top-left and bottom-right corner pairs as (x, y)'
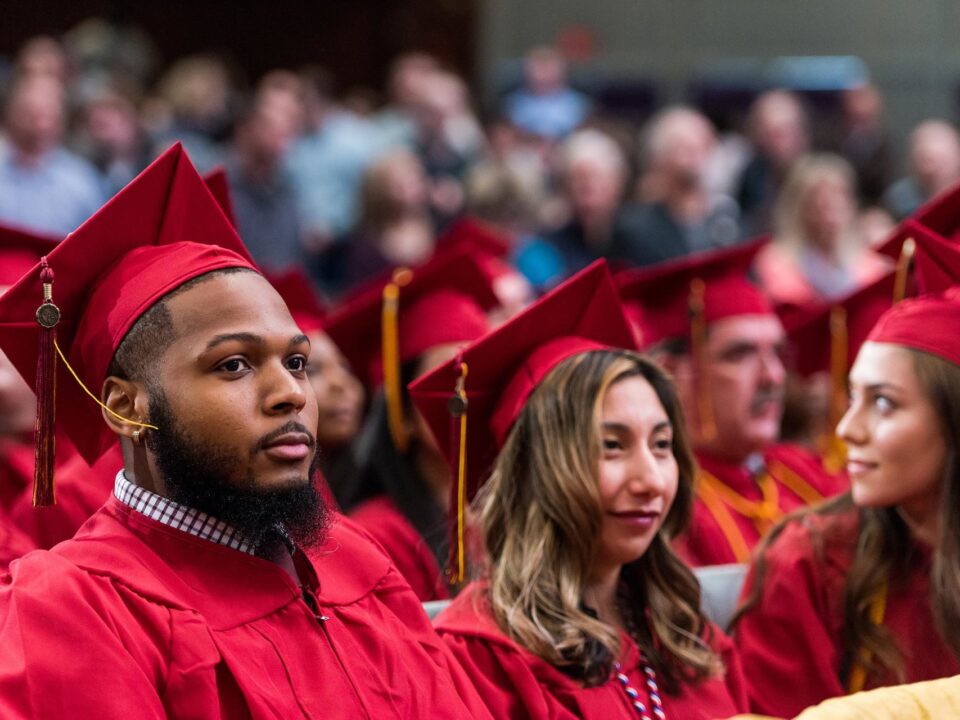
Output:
(737, 90), (811, 234)
(836, 82), (892, 205)
(756, 154), (889, 305)
(0, 74), (105, 235)
(502, 46), (590, 141)
(884, 119), (960, 220)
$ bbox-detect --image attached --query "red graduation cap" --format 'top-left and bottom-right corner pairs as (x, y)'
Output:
(615, 238), (773, 349)
(267, 268), (327, 334)
(876, 181), (960, 301)
(0, 223), (60, 289)
(616, 238), (773, 440)
(0, 143), (257, 504)
(202, 167), (237, 227)
(408, 259), (636, 581)
(324, 247), (500, 453)
(910, 225), (960, 295)
(867, 287), (960, 368)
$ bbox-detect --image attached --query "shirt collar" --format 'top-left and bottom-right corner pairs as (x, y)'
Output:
(113, 470), (256, 555)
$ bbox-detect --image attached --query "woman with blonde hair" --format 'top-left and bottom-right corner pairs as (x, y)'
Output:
(733, 286), (960, 717)
(410, 261), (747, 719)
(755, 153), (888, 306)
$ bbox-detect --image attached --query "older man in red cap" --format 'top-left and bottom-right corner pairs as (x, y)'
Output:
(618, 240), (846, 565)
(0, 144), (492, 718)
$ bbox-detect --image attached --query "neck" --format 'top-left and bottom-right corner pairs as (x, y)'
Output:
(897, 498), (940, 548)
(583, 564), (623, 627)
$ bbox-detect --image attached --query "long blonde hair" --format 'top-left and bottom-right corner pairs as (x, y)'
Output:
(477, 350), (721, 689)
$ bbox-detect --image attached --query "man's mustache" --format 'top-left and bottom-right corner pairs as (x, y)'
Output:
(750, 387), (784, 414)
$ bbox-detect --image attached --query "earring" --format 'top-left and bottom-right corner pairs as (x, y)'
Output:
(132, 429), (142, 445)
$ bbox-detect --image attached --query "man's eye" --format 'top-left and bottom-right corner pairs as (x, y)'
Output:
(218, 358), (249, 373)
(287, 356), (308, 372)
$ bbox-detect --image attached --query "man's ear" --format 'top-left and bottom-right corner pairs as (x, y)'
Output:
(101, 376), (151, 440)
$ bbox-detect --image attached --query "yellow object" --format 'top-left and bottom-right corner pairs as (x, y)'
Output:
(688, 278), (716, 443)
(382, 268), (413, 453)
(54, 339), (158, 431)
(452, 361), (469, 583)
(893, 237), (915, 305)
(847, 582), (889, 694)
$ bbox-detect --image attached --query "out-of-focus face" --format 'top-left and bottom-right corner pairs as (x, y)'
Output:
(654, 115), (715, 188)
(688, 314), (787, 460)
(838, 342), (946, 522)
(567, 157), (624, 220)
(911, 122), (960, 195)
(384, 154), (429, 210)
(594, 376), (678, 571)
(306, 331), (365, 448)
(85, 96), (140, 155)
(6, 77), (65, 156)
(800, 174), (856, 250)
(754, 95), (808, 168)
(525, 51), (566, 95)
(0, 347), (35, 437)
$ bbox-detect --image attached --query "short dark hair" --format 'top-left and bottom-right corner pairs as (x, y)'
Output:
(108, 267), (254, 383)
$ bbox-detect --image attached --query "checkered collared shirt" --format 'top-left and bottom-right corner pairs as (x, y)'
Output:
(113, 471), (255, 555)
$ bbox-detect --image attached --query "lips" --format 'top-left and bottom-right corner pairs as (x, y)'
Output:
(609, 509), (661, 529)
(846, 458), (878, 477)
(261, 431), (314, 462)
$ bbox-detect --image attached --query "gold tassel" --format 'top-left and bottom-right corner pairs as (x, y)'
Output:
(824, 305), (849, 473)
(688, 278), (716, 442)
(893, 237), (915, 304)
(382, 268), (412, 453)
(447, 360), (469, 584)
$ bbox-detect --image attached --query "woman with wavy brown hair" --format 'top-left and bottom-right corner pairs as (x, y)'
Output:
(409, 262), (748, 719)
(733, 288), (960, 718)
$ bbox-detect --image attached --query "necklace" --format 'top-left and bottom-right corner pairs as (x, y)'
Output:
(614, 658), (666, 719)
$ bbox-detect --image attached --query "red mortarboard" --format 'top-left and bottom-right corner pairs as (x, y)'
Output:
(0, 144), (257, 503)
(267, 268), (327, 334)
(408, 260), (636, 580)
(202, 167), (237, 227)
(324, 248), (499, 452)
(0, 224), (60, 289)
(867, 288), (960, 368)
(910, 226), (960, 295)
(615, 238), (773, 349)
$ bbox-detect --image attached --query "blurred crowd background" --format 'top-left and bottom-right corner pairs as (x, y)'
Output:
(2, 6), (959, 303)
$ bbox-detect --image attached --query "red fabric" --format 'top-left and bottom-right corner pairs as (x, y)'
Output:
(0, 223), (59, 287)
(435, 582), (748, 719)
(0, 144), (257, 466)
(0, 441), (35, 510)
(616, 238), (773, 348)
(349, 496), (449, 602)
(0, 501), (493, 719)
(0, 504), (35, 570)
(675, 444), (848, 567)
(202, 167), (237, 227)
(734, 508), (960, 717)
(867, 290), (960, 367)
(267, 267), (327, 334)
(9, 442), (121, 549)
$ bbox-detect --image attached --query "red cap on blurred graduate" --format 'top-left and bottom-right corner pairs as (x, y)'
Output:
(0, 143), (258, 504)
(867, 287), (960, 368)
(267, 268), (327, 334)
(202, 167), (237, 228)
(0, 224), (60, 290)
(615, 238), (773, 349)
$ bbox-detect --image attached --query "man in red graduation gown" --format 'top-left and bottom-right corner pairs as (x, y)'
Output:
(0, 144), (493, 719)
(618, 240), (846, 566)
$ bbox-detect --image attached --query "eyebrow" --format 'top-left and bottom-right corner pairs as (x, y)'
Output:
(601, 420), (672, 433)
(862, 382), (905, 394)
(204, 332), (310, 352)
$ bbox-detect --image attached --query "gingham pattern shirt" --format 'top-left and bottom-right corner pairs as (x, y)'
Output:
(113, 471), (255, 554)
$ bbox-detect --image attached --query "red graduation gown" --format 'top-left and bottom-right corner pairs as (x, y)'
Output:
(734, 509), (960, 717)
(349, 495), (449, 601)
(675, 443), (848, 566)
(436, 582), (749, 719)
(0, 504), (34, 570)
(9, 443), (120, 549)
(0, 440), (34, 510)
(0, 500), (493, 719)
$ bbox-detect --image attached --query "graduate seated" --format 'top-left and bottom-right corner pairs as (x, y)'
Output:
(733, 287), (960, 717)
(326, 249), (500, 601)
(410, 261), (749, 719)
(0, 145), (493, 719)
(618, 241), (847, 566)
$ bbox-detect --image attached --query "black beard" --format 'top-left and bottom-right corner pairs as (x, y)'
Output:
(144, 389), (329, 553)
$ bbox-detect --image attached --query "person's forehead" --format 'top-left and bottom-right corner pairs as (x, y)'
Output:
(164, 271), (298, 340)
(603, 375), (667, 422)
(709, 314), (785, 346)
(850, 342), (916, 388)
